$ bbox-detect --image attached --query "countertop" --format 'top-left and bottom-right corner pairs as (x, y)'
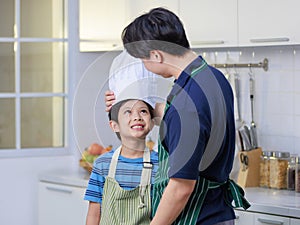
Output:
(39, 167), (90, 188)
(240, 187), (300, 218)
(38, 169), (300, 218)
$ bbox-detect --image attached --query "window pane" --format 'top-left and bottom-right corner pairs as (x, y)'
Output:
(21, 0), (65, 38)
(0, 98), (16, 149)
(21, 97), (64, 148)
(0, 43), (15, 92)
(0, 0), (14, 37)
(20, 42), (64, 93)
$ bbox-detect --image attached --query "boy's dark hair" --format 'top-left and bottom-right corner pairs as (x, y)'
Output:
(122, 7), (190, 59)
(108, 99), (154, 140)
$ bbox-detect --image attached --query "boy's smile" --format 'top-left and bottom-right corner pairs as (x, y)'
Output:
(131, 123), (145, 130)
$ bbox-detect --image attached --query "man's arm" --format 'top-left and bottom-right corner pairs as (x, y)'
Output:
(104, 90), (115, 112)
(150, 178), (196, 225)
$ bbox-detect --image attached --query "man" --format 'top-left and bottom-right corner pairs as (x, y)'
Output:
(107, 7), (250, 225)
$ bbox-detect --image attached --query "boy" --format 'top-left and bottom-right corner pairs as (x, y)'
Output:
(84, 99), (158, 225)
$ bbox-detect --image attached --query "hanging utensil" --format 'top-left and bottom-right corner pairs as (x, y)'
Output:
(249, 70), (258, 148)
(234, 72), (246, 152)
(234, 73), (244, 129)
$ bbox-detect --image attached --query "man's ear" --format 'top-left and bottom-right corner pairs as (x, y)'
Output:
(109, 120), (120, 133)
(149, 50), (163, 63)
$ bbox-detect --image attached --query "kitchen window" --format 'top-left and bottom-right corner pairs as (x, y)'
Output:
(0, 0), (68, 156)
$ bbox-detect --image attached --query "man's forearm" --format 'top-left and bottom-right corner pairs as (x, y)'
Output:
(150, 178), (196, 225)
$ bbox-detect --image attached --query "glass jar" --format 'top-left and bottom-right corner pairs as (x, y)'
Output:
(260, 151), (272, 188)
(296, 157), (300, 193)
(269, 151), (290, 189)
(287, 154), (297, 190)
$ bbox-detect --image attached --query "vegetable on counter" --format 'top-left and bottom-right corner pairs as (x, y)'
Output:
(80, 143), (113, 172)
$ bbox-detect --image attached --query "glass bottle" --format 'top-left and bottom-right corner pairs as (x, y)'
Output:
(269, 151), (290, 189)
(260, 151), (272, 188)
(287, 154), (297, 190)
(296, 157), (300, 193)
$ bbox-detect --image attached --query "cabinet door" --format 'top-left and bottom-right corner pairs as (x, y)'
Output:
(290, 218), (300, 225)
(254, 213), (289, 225)
(239, 0), (300, 46)
(127, 0), (179, 22)
(79, 0), (127, 51)
(179, 0), (238, 48)
(38, 182), (88, 225)
(235, 210), (255, 225)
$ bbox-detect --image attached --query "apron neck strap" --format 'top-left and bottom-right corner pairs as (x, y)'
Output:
(108, 146), (152, 186)
(107, 146), (121, 178)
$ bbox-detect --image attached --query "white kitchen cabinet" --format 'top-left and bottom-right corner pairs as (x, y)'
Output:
(79, 0), (179, 51)
(79, 0), (128, 51)
(127, 0), (179, 22)
(238, 0), (300, 46)
(235, 209), (291, 225)
(290, 218), (300, 225)
(178, 0), (238, 48)
(235, 210), (255, 225)
(254, 213), (289, 225)
(80, 0), (300, 51)
(38, 181), (88, 225)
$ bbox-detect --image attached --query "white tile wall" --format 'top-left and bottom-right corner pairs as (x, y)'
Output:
(200, 46), (300, 155)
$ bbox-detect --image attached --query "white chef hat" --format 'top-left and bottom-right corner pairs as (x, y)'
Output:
(109, 50), (159, 108)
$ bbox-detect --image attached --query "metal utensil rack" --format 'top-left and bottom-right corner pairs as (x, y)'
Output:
(212, 58), (269, 71)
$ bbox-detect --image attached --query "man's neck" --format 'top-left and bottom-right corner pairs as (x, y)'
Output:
(164, 50), (198, 80)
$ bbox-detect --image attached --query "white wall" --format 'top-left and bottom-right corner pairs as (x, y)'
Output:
(199, 46), (300, 155)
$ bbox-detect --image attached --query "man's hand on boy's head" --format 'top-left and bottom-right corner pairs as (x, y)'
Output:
(105, 90), (116, 112)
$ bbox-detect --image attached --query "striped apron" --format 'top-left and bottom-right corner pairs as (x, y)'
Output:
(152, 65), (250, 225)
(100, 146), (153, 225)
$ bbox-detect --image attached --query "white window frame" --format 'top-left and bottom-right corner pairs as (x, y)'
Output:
(0, 0), (70, 158)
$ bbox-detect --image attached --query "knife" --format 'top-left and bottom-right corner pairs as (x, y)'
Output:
(250, 126), (258, 149)
(240, 127), (252, 151)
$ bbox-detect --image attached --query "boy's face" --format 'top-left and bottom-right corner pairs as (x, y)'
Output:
(110, 100), (154, 141)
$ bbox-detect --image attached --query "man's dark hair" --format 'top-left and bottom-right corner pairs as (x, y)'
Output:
(122, 7), (190, 58)
(108, 99), (154, 140)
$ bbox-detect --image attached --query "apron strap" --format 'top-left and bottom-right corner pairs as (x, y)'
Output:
(139, 149), (152, 208)
(107, 146), (121, 178)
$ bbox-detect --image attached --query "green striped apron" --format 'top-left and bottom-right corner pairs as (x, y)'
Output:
(152, 64), (250, 225)
(100, 146), (152, 225)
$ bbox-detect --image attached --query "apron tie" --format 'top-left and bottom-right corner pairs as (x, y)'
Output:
(223, 179), (251, 210)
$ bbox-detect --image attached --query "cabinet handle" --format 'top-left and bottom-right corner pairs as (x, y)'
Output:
(250, 37), (290, 43)
(46, 186), (73, 194)
(191, 40), (225, 45)
(257, 217), (284, 225)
